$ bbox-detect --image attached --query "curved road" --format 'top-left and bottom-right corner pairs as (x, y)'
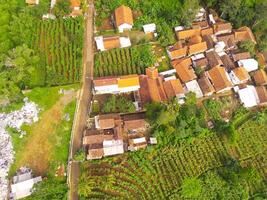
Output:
(68, 1), (94, 199)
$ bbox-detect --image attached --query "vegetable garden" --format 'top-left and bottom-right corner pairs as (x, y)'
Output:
(31, 18), (84, 85)
(94, 45), (156, 77)
(79, 109), (267, 199)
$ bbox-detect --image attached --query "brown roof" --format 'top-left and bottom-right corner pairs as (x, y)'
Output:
(71, 0), (81, 7)
(217, 34), (236, 49)
(146, 67), (159, 79)
(83, 134), (114, 145)
(88, 148), (104, 159)
(256, 86), (267, 104)
(232, 67), (250, 82)
(207, 66), (232, 92)
(147, 77), (167, 102)
(221, 54), (236, 70)
(206, 50), (222, 68)
(232, 52), (251, 62)
(201, 27), (214, 36)
(213, 22), (232, 34)
(168, 47), (188, 60)
(163, 79), (184, 99)
(176, 28), (201, 40)
(234, 26), (256, 44)
(189, 35), (203, 45)
(173, 58), (197, 83)
(103, 37), (121, 50)
(124, 119), (147, 131)
(202, 35), (214, 49)
(93, 77), (117, 87)
(98, 114), (118, 129)
(253, 69), (267, 86)
(115, 5), (133, 26)
(188, 42), (207, 55)
(257, 53), (267, 66)
(139, 75), (152, 104)
(193, 21), (209, 29)
(194, 57), (208, 68)
(198, 75), (215, 95)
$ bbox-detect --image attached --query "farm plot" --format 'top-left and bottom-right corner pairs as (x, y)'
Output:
(94, 45), (156, 77)
(31, 18), (84, 85)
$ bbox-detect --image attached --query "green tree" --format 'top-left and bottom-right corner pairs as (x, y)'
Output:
(53, 0), (71, 17)
(180, 178), (202, 198)
(238, 40), (256, 57)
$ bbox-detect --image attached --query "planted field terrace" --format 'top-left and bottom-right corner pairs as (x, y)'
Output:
(31, 18), (84, 85)
(79, 110), (267, 199)
(94, 45), (156, 77)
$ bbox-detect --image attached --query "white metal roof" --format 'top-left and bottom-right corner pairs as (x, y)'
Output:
(119, 37), (131, 48)
(132, 137), (146, 144)
(185, 80), (203, 98)
(143, 23), (156, 33)
(103, 140), (124, 156)
(238, 59), (258, 72)
(237, 85), (259, 108)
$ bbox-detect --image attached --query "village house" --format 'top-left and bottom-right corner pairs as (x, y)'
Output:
(185, 80), (203, 98)
(232, 52), (251, 62)
(143, 23), (157, 34)
(234, 26), (257, 44)
(198, 75), (215, 96)
(256, 86), (267, 105)
(94, 36), (131, 51)
(253, 69), (267, 86)
(70, 0), (82, 17)
(236, 85), (259, 108)
(172, 58), (197, 83)
(93, 74), (140, 95)
(237, 58), (258, 72)
(114, 5), (133, 33)
(229, 67), (250, 85)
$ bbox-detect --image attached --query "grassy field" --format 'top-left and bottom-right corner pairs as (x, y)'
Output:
(9, 85), (77, 177)
(78, 108), (267, 199)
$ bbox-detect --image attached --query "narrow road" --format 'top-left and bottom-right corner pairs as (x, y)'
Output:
(68, 1), (94, 199)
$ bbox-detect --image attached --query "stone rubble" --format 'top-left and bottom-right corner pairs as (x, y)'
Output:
(0, 98), (40, 200)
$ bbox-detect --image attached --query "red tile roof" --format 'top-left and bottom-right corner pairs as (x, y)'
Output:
(115, 5), (133, 26)
(163, 79), (184, 99)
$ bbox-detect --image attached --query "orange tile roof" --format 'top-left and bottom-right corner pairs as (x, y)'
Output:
(234, 26), (256, 44)
(169, 47), (188, 59)
(173, 58), (196, 83)
(232, 67), (250, 82)
(26, 0), (38, 4)
(71, 0), (81, 7)
(176, 28), (201, 40)
(198, 75), (215, 95)
(232, 52), (251, 62)
(118, 74), (140, 88)
(206, 50), (222, 68)
(147, 77), (167, 102)
(207, 66), (232, 92)
(163, 79), (184, 99)
(146, 67), (159, 79)
(256, 86), (267, 104)
(99, 116), (115, 129)
(213, 22), (232, 34)
(201, 27), (214, 36)
(253, 69), (267, 86)
(188, 42), (207, 55)
(115, 5), (133, 26)
(103, 37), (121, 50)
(257, 53), (266, 66)
(189, 35), (203, 45)
(93, 77), (118, 87)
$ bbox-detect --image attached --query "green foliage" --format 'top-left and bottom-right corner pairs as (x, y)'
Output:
(25, 178), (68, 200)
(180, 178), (202, 198)
(102, 95), (135, 113)
(94, 45), (156, 77)
(53, 0), (71, 17)
(238, 40), (256, 57)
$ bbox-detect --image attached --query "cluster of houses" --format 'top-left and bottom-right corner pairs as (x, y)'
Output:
(94, 5), (157, 51)
(83, 112), (156, 160)
(93, 6), (267, 108)
(26, 0), (82, 18)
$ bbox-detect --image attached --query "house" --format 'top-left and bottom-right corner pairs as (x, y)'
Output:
(189, 35), (203, 45)
(201, 27), (214, 36)
(114, 5), (133, 33)
(163, 79), (185, 100)
(232, 52), (251, 62)
(237, 59), (258, 72)
(143, 23), (156, 34)
(176, 28), (201, 40)
(256, 86), (267, 105)
(198, 75), (215, 96)
(257, 53), (267, 67)
(217, 33), (236, 49)
(70, 0), (82, 17)
(229, 67), (250, 85)
(195, 8), (206, 21)
(234, 26), (256, 44)
(128, 137), (147, 151)
(139, 68), (167, 104)
(103, 140), (124, 156)
(207, 66), (233, 93)
(172, 58), (197, 83)
(94, 36), (131, 51)
(206, 50), (222, 68)
(95, 115), (115, 130)
(220, 54), (236, 70)
(167, 47), (188, 60)
(253, 69), (267, 86)
(10, 169), (42, 200)
(213, 22), (232, 35)
(26, 0), (39, 5)
(188, 42), (208, 55)
(237, 85), (259, 108)
(202, 35), (215, 49)
(193, 20), (209, 29)
(93, 75), (140, 94)
(193, 57), (209, 69)
(185, 80), (203, 98)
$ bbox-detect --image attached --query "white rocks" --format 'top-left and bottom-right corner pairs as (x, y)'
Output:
(0, 98), (40, 200)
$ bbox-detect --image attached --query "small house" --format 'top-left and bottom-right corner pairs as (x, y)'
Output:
(114, 5), (133, 33)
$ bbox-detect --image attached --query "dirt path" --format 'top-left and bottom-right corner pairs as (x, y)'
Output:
(15, 92), (76, 176)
